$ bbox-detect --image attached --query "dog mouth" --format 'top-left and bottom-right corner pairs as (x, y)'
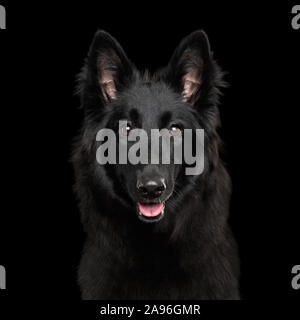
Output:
(137, 202), (165, 223)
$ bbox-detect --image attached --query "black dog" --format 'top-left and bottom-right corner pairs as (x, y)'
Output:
(72, 30), (240, 299)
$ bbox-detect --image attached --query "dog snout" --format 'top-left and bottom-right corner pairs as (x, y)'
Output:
(136, 177), (166, 199)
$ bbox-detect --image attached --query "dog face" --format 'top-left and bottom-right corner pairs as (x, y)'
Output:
(77, 30), (223, 223)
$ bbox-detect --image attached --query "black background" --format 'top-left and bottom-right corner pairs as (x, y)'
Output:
(0, 1), (299, 305)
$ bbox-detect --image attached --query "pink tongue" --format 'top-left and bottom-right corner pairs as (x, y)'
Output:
(138, 203), (164, 217)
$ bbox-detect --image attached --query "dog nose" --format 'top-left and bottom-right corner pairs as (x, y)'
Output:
(137, 178), (166, 199)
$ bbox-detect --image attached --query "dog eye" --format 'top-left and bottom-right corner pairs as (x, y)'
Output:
(169, 124), (182, 136)
(120, 123), (133, 136)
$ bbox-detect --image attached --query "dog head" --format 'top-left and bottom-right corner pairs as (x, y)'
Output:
(75, 30), (225, 224)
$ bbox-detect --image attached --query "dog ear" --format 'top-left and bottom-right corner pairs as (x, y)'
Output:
(167, 30), (212, 105)
(85, 30), (133, 103)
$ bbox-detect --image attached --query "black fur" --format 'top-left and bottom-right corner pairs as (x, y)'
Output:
(72, 30), (240, 299)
